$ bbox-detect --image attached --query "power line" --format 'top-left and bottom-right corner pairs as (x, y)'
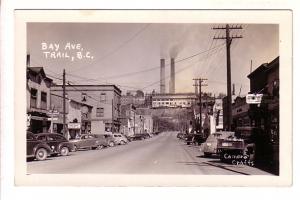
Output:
(140, 43), (225, 91)
(213, 24), (243, 131)
(65, 73), (142, 90)
(67, 41), (226, 82)
(141, 42), (226, 90)
(68, 24), (152, 74)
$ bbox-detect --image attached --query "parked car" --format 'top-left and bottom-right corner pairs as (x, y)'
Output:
(91, 134), (115, 147)
(129, 133), (150, 141)
(69, 134), (107, 151)
(186, 134), (194, 145)
(27, 132), (52, 161)
(201, 131), (235, 157)
(35, 133), (74, 156)
(186, 133), (206, 145)
(152, 131), (161, 135)
(112, 133), (128, 145)
(177, 132), (187, 140)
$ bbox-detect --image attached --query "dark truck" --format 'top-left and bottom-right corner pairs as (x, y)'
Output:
(186, 133), (206, 145)
(217, 137), (246, 163)
(217, 127), (273, 165)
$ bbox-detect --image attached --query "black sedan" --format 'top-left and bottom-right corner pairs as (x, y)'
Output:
(27, 132), (53, 161)
(35, 133), (74, 156)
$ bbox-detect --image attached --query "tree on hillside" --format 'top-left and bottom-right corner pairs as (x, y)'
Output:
(135, 90), (144, 97)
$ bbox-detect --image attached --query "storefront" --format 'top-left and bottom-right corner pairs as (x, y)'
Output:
(68, 122), (81, 139)
(27, 112), (50, 133)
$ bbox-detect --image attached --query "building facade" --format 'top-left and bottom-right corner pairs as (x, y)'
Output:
(152, 93), (197, 108)
(27, 67), (53, 133)
(247, 56), (279, 174)
(120, 104), (136, 136)
(50, 93), (93, 139)
(247, 56), (279, 143)
(51, 85), (122, 135)
(232, 96), (250, 129)
(212, 98), (224, 131)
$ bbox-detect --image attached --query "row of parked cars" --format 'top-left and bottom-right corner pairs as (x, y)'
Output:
(177, 129), (259, 162)
(27, 131), (158, 161)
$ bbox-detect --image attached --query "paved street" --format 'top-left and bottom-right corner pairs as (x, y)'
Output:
(27, 131), (272, 175)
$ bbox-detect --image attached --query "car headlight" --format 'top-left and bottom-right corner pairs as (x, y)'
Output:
(206, 143), (211, 146)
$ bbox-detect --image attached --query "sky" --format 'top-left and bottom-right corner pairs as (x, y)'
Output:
(27, 23), (278, 96)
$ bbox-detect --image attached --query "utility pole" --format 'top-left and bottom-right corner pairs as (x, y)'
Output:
(112, 99), (114, 134)
(133, 111), (136, 135)
(213, 24), (242, 131)
(62, 69), (67, 139)
(193, 78), (208, 136)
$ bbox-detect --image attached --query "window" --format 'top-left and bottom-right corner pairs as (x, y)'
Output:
(30, 88), (38, 108)
(100, 93), (106, 102)
(41, 91), (47, 110)
(53, 135), (65, 141)
(96, 107), (104, 117)
(37, 135), (47, 141)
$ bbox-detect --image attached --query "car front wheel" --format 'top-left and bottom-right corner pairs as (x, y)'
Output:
(120, 140), (126, 145)
(60, 146), (69, 156)
(35, 148), (48, 161)
(109, 142), (115, 147)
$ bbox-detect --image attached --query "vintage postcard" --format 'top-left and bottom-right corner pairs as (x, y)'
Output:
(14, 10), (292, 186)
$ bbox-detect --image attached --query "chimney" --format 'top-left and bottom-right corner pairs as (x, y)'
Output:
(26, 54), (30, 67)
(170, 58), (175, 93)
(160, 59), (166, 93)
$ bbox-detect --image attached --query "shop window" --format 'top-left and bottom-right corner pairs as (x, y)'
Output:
(105, 123), (111, 132)
(30, 88), (38, 108)
(96, 107), (104, 117)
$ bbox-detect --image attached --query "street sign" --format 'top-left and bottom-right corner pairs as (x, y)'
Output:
(246, 94), (263, 104)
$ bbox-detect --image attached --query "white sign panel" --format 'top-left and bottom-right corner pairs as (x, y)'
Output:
(68, 123), (81, 129)
(47, 110), (59, 115)
(246, 94), (263, 104)
(47, 118), (58, 121)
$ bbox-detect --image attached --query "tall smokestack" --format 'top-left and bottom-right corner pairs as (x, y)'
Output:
(160, 59), (166, 93)
(170, 58), (175, 93)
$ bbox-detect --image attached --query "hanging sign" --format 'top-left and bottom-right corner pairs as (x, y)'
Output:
(246, 94), (263, 104)
(68, 123), (81, 129)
